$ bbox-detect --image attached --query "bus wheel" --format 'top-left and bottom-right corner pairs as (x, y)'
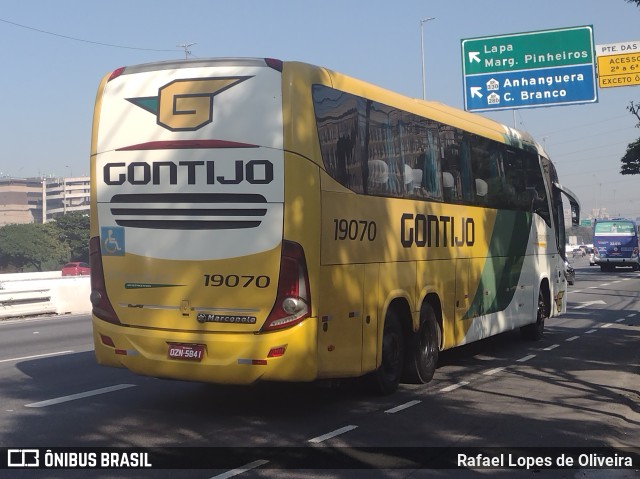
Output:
(521, 288), (547, 340)
(404, 304), (440, 384)
(371, 309), (404, 395)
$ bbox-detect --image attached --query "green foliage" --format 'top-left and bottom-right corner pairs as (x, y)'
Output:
(52, 212), (90, 262)
(620, 138), (640, 175)
(621, 101), (640, 174)
(0, 223), (70, 272)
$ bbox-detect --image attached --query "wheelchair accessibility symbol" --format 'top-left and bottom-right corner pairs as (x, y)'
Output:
(101, 226), (125, 256)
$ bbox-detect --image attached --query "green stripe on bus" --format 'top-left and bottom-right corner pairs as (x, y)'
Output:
(464, 211), (532, 319)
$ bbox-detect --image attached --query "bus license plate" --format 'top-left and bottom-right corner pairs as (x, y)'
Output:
(168, 343), (205, 361)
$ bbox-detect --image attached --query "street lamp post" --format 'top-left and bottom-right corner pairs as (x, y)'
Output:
(420, 17), (436, 100)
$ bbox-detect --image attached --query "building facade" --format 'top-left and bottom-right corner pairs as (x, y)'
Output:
(0, 177), (90, 226)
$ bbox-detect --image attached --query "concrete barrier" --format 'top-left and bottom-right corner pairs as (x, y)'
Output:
(0, 272), (91, 319)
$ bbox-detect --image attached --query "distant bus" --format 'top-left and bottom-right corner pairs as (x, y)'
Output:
(592, 219), (640, 271)
(89, 58), (580, 394)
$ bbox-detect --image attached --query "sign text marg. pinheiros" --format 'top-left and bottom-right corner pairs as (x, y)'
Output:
(457, 453), (633, 469)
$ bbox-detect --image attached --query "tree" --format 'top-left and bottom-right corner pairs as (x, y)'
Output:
(620, 138), (640, 175)
(621, 102), (640, 175)
(620, 0), (640, 172)
(53, 212), (90, 262)
(0, 223), (69, 272)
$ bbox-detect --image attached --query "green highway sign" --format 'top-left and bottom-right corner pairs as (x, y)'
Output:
(461, 26), (598, 112)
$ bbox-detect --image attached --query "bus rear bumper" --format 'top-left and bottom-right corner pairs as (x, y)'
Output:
(92, 317), (319, 384)
(595, 258), (640, 266)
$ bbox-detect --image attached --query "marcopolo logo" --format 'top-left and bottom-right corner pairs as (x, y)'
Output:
(127, 76), (250, 132)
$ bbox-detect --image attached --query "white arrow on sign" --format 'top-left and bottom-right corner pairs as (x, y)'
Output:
(468, 51), (481, 63)
(470, 87), (483, 98)
(571, 300), (606, 310)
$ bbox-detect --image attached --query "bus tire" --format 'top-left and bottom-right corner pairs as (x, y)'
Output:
(370, 309), (405, 395)
(404, 304), (440, 384)
(521, 287), (547, 340)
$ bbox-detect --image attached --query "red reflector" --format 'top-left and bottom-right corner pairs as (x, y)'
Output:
(267, 345), (287, 358)
(264, 58), (283, 71)
(252, 360), (268, 366)
(100, 334), (115, 347)
(115, 349), (127, 356)
(108, 67), (126, 82)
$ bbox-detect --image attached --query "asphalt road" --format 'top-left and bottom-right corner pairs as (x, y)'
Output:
(0, 255), (638, 478)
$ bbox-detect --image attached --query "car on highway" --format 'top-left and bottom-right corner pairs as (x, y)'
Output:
(61, 262), (90, 276)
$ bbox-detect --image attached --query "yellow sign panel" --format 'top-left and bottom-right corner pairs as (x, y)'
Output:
(597, 52), (640, 88)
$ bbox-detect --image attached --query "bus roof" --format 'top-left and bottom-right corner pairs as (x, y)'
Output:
(106, 57), (547, 158)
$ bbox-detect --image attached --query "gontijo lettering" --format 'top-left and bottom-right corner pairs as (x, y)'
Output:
(103, 160), (274, 186)
(401, 213), (475, 248)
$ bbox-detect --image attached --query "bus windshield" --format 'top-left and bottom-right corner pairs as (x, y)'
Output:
(594, 221), (636, 235)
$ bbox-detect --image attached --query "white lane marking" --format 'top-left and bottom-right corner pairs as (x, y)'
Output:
(385, 400), (421, 414)
(627, 313), (637, 317)
(566, 336), (580, 342)
(483, 367), (505, 376)
(209, 460), (269, 479)
(573, 300), (606, 309)
(308, 425), (358, 444)
(616, 318), (626, 323)
(25, 384), (136, 408)
(585, 329), (597, 334)
(543, 344), (560, 351)
(0, 315), (86, 326)
(439, 381), (469, 392)
(516, 354), (536, 363)
(600, 323), (613, 328)
(0, 350), (74, 364)
(600, 283), (611, 286)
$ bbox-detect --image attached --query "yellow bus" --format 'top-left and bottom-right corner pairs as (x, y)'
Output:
(90, 58), (580, 394)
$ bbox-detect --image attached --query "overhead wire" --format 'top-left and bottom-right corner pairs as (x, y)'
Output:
(0, 17), (178, 52)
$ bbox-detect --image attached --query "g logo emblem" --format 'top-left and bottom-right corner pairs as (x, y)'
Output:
(127, 76), (250, 132)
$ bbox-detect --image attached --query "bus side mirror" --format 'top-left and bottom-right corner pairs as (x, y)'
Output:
(570, 200), (580, 226)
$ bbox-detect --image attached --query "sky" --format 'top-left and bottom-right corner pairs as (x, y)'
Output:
(1, 0), (639, 219)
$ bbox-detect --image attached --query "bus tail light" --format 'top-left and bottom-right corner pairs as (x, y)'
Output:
(261, 241), (310, 332)
(89, 236), (121, 324)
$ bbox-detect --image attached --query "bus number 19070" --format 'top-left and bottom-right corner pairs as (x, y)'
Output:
(333, 219), (377, 241)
